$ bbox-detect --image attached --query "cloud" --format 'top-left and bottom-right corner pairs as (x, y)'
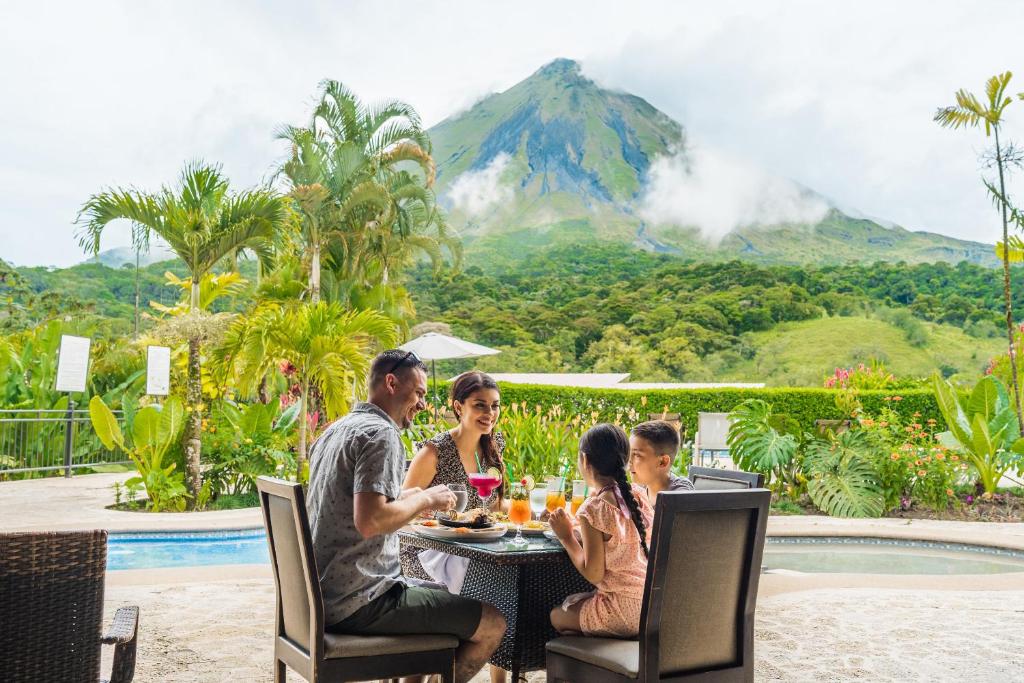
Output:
(638, 145), (830, 243)
(446, 153), (513, 216)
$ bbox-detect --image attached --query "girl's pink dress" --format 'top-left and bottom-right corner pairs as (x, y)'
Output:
(570, 484), (654, 637)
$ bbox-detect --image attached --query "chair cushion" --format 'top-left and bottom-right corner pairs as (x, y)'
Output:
(546, 636), (640, 677)
(324, 633), (459, 658)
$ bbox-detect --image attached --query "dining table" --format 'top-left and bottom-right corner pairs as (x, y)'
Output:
(399, 528), (593, 680)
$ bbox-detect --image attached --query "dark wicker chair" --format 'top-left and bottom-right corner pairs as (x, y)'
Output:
(256, 476), (457, 683)
(546, 488), (771, 683)
(0, 530), (139, 683)
(688, 466), (765, 490)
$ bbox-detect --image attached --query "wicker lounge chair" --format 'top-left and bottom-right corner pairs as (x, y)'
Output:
(0, 530), (139, 683)
(688, 466), (765, 490)
(546, 488), (771, 682)
(256, 476), (457, 683)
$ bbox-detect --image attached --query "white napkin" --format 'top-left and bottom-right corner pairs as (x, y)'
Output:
(418, 549), (471, 594)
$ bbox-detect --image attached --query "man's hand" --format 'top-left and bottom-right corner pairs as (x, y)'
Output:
(549, 507), (573, 540)
(420, 484), (457, 512)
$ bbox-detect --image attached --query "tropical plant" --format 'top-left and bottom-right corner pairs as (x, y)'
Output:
(276, 80), (450, 304)
(856, 408), (964, 512)
(932, 374), (1024, 494)
(89, 395), (190, 512)
(76, 161), (289, 499)
(148, 271), (248, 317)
(935, 72), (1024, 433)
(212, 301), (397, 474)
(803, 429), (885, 518)
(204, 401), (298, 495)
(727, 399), (806, 498)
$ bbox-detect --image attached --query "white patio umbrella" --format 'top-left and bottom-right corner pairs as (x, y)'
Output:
(399, 332), (501, 404)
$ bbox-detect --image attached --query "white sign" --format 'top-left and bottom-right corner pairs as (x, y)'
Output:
(55, 335), (91, 393)
(146, 345), (171, 396)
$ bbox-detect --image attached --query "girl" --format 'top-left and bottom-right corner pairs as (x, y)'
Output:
(549, 423), (654, 638)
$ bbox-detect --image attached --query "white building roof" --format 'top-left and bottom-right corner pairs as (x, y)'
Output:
(456, 373), (630, 388)
(454, 373), (765, 390)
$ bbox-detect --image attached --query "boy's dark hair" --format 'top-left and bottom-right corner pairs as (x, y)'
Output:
(631, 420), (681, 456)
(368, 349), (428, 389)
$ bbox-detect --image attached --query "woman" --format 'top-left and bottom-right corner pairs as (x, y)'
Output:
(401, 370), (509, 683)
(402, 370), (505, 582)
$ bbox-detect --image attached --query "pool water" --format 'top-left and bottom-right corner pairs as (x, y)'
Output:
(107, 530), (1024, 574)
(764, 537), (1024, 575)
(108, 529), (268, 570)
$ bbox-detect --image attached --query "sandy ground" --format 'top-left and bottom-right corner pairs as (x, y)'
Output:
(8, 474), (1024, 681)
(101, 572), (1024, 683)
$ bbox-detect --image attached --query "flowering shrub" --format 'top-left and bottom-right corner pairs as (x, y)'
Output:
(824, 361), (899, 390)
(858, 406), (965, 511)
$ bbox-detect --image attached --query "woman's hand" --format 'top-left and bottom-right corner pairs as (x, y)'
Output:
(549, 507), (573, 540)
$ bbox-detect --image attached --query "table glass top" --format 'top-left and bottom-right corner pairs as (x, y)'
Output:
(401, 529), (566, 556)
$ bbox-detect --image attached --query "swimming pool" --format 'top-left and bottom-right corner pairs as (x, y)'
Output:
(764, 537), (1024, 575)
(107, 530), (1024, 574)
(108, 529), (268, 570)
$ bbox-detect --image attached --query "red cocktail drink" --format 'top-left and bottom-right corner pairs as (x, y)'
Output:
(467, 473), (502, 499)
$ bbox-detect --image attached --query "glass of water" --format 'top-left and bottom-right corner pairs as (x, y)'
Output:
(448, 483), (468, 513)
(529, 484), (548, 520)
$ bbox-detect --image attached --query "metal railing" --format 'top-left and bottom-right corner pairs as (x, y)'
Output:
(0, 407), (129, 476)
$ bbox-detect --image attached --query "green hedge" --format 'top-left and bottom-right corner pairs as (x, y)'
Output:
(432, 382), (941, 436)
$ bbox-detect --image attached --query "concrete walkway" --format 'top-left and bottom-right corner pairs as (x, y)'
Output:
(0, 472), (261, 532)
(2, 473), (1023, 551)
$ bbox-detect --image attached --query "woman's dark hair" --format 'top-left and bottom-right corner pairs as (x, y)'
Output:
(579, 423), (649, 557)
(450, 371), (503, 493)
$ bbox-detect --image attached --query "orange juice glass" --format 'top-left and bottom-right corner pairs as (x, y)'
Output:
(509, 498), (531, 526)
(509, 483), (530, 546)
(570, 480), (586, 515)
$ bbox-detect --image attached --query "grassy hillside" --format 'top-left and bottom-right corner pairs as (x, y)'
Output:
(708, 316), (1004, 386)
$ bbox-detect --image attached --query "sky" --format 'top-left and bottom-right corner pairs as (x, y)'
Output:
(1, 0), (1023, 267)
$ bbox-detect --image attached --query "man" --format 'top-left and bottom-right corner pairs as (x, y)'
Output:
(306, 349), (506, 683)
(628, 420), (694, 505)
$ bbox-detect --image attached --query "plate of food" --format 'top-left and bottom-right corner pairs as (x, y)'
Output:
(437, 508), (495, 529)
(411, 521), (508, 542)
(519, 520), (551, 536)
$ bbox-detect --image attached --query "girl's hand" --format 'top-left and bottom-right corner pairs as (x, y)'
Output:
(549, 508), (573, 540)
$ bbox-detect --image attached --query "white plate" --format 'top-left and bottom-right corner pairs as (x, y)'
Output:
(518, 524), (551, 536)
(412, 523), (508, 542)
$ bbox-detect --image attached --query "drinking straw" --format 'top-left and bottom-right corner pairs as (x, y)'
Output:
(474, 451), (482, 474)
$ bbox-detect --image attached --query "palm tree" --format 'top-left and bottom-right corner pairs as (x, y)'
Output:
(213, 301), (397, 475)
(936, 72), (1024, 432)
(75, 161), (288, 498)
(276, 80), (440, 303)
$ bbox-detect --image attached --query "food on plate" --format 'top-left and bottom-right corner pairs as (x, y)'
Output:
(419, 519), (440, 527)
(523, 520), (547, 530)
(455, 527), (471, 534)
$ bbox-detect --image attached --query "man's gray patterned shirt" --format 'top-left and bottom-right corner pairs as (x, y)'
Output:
(305, 401), (406, 625)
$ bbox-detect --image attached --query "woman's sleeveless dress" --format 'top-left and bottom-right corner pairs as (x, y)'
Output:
(400, 430), (506, 587)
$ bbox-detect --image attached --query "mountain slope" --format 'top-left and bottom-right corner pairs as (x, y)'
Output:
(428, 59), (995, 267)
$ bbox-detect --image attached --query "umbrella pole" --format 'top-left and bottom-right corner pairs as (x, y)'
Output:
(432, 359), (438, 413)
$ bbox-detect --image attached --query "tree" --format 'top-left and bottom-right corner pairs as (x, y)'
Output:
(276, 80), (446, 304)
(935, 72), (1024, 433)
(75, 161), (288, 499)
(213, 301), (397, 475)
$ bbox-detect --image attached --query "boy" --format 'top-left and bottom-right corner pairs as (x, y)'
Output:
(629, 420), (694, 504)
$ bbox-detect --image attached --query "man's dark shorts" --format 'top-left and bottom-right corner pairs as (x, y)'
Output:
(328, 583), (483, 641)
